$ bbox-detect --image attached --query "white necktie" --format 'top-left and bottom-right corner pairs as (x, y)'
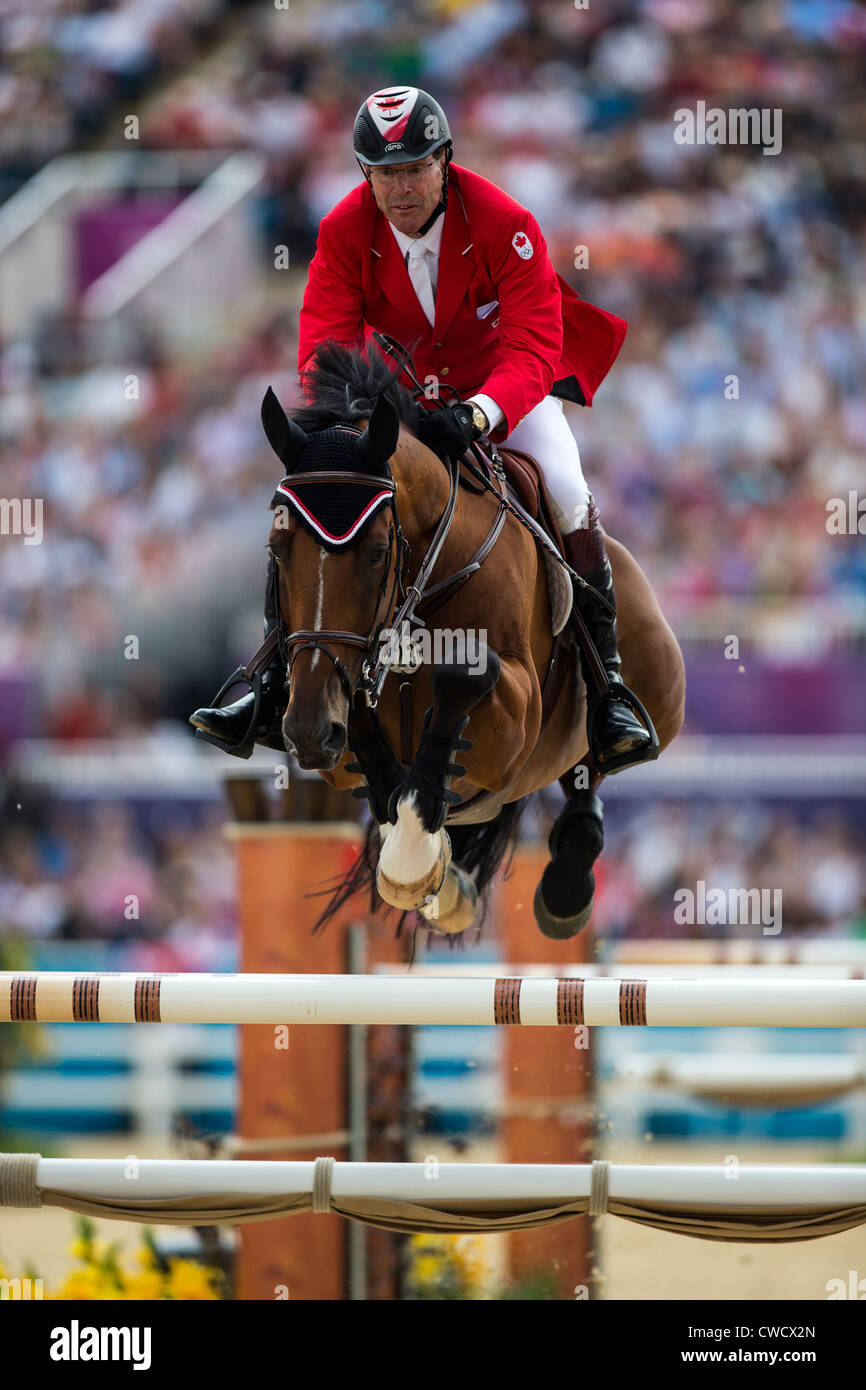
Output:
(406, 243), (436, 325)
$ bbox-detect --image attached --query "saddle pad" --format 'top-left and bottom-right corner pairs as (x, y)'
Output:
(542, 548), (574, 637)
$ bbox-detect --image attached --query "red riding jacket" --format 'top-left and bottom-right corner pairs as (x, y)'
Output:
(297, 163), (627, 438)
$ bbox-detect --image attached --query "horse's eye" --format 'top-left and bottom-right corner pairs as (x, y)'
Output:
(369, 547), (389, 566)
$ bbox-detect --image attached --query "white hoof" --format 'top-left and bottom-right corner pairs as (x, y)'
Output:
(421, 863), (479, 935)
(376, 793), (451, 911)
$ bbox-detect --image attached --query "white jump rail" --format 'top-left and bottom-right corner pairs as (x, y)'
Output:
(14, 1157), (866, 1207)
(4, 1154), (864, 1241)
(3, 972), (866, 1027)
(614, 1053), (866, 1105)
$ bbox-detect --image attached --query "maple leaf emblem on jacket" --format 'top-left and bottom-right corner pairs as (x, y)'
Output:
(512, 231), (533, 259)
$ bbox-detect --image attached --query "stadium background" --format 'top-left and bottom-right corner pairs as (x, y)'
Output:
(1, 0), (865, 1299)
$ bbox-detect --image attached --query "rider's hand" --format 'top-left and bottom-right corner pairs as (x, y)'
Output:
(416, 403), (480, 461)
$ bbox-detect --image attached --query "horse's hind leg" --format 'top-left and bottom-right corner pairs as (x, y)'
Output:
(534, 537), (685, 939)
(534, 779), (604, 939)
(377, 650), (502, 933)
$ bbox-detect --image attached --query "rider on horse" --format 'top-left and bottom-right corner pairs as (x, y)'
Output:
(192, 85), (655, 775)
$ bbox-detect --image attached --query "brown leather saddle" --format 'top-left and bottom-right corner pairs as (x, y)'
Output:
(497, 446), (563, 537)
(448, 444), (576, 732)
(457, 446), (574, 638)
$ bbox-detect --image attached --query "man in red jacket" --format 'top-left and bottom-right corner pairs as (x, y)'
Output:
(192, 86), (653, 771)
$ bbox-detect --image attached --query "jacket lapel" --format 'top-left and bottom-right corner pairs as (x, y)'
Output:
(371, 209), (432, 343)
(432, 177), (474, 341)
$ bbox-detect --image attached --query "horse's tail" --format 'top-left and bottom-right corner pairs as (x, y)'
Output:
(311, 798), (529, 935)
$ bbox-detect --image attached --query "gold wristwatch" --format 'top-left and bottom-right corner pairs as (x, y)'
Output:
(469, 403), (489, 435)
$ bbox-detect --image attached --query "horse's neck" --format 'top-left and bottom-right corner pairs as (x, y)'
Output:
(393, 433), (453, 544)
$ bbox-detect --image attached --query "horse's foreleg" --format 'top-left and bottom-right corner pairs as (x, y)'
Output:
(345, 701), (406, 824)
(391, 649), (503, 834)
(377, 648), (507, 934)
(535, 786), (604, 939)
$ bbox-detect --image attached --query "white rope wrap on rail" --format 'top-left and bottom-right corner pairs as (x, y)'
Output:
(589, 1160), (610, 1216)
(0, 1152), (41, 1208)
(312, 1157), (335, 1214)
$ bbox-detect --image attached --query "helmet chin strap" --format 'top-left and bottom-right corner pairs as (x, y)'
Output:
(414, 169), (449, 236)
(414, 145), (451, 236)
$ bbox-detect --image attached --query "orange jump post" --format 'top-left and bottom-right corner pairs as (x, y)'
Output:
(496, 844), (595, 1300)
(231, 822), (353, 1301)
(227, 776), (409, 1302)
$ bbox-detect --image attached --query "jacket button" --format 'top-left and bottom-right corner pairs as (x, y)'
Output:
(433, 342), (442, 349)
(441, 366), (449, 375)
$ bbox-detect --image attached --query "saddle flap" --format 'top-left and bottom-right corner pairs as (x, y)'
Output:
(498, 446), (540, 518)
(498, 447), (573, 637)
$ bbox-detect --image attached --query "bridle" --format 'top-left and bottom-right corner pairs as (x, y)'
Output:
(271, 430), (444, 711)
(273, 414), (464, 708)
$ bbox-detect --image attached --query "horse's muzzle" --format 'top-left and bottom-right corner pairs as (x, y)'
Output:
(283, 714), (347, 770)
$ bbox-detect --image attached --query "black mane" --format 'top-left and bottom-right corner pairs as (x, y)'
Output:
(292, 341), (422, 435)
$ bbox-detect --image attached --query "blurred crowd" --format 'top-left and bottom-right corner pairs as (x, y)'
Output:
(596, 801), (866, 939)
(0, 796), (861, 944)
(0, 801), (236, 948)
(0, 313), (294, 732)
(0, 0), (234, 205)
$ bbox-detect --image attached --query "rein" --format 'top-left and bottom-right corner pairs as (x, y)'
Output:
(359, 455), (461, 706)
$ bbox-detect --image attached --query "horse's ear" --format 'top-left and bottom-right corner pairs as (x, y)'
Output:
(262, 387), (307, 470)
(357, 394), (400, 472)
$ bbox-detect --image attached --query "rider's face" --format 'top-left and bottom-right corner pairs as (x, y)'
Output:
(363, 155), (445, 236)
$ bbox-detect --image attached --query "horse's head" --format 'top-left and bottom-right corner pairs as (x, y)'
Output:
(262, 385), (403, 770)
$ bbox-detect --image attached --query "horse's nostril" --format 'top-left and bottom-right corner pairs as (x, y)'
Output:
(327, 722), (347, 751)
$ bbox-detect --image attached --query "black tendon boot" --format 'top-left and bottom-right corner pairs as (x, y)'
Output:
(344, 703), (407, 825)
(189, 556), (287, 759)
(563, 499), (659, 776)
(393, 652), (501, 833)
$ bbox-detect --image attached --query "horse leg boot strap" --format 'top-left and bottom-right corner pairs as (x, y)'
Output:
(391, 710), (471, 833)
(345, 704), (407, 825)
(394, 651), (502, 833)
(189, 555), (287, 759)
(563, 499), (659, 776)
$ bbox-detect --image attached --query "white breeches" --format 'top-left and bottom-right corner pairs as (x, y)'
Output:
(503, 396), (590, 534)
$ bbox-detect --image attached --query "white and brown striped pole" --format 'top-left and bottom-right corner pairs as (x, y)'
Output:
(3, 972), (866, 1027)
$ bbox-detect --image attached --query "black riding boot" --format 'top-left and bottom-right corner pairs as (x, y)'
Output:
(189, 557), (287, 759)
(562, 500), (658, 776)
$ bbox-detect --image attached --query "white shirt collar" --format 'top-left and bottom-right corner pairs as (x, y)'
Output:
(388, 213), (445, 262)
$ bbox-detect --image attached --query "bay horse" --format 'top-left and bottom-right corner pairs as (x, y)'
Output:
(260, 342), (684, 938)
